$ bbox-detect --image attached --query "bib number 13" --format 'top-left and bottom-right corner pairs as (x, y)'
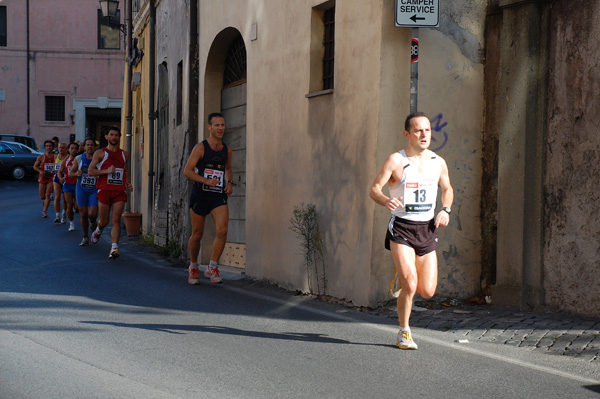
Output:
(413, 189), (426, 203)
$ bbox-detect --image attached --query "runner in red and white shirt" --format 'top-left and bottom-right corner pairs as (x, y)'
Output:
(33, 140), (56, 218)
(88, 126), (133, 259)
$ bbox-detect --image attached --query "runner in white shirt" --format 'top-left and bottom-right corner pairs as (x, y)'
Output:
(370, 112), (454, 350)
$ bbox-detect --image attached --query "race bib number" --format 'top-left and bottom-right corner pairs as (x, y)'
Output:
(108, 168), (124, 185)
(54, 162), (61, 172)
(202, 169), (224, 193)
(404, 181), (435, 213)
(44, 163), (54, 174)
(81, 174), (97, 189)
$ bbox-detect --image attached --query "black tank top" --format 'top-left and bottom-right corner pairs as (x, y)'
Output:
(191, 140), (228, 200)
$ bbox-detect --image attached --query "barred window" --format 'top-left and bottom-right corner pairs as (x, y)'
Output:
(223, 35), (247, 87)
(322, 7), (335, 90)
(0, 6), (7, 47)
(45, 96), (65, 122)
(177, 61), (183, 125)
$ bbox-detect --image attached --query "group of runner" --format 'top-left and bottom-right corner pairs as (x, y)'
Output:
(34, 127), (132, 260)
(32, 112), (453, 351)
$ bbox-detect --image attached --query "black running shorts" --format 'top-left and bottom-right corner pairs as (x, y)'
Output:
(190, 196), (227, 216)
(385, 217), (438, 256)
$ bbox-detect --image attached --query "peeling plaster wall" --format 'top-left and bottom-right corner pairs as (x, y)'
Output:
(155, 0), (193, 252)
(544, 0), (600, 317)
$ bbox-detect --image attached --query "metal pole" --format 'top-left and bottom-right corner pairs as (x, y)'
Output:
(147, 0), (156, 230)
(26, 0), (30, 136)
(410, 27), (419, 113)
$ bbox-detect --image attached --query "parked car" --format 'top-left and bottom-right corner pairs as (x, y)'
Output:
(0, 134), (38, 151)
(0, 141), (39, 180)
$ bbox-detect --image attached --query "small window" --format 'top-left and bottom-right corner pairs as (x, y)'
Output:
(176, 61), (183, 126)
(98, 9), (120, 50)
(0, 6), (7, 47)
(322, 7), (335, 90)
(45, 96), (65, 122)
(307, 1), (335, 96)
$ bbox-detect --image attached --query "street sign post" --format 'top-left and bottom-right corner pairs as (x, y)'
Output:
(410, 29), (419, 112)
(395, 0), (439, 27)
(395, 0), (440, 112)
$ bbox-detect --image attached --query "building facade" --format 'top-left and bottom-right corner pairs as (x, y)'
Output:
(124, 0), (600, 318)
(0, 0), (124, 147)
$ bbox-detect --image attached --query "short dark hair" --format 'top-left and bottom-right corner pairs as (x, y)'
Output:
(106, 126), (121, 136)
(44, 140), (54, 147)
(69, 142), (79, 149)
(84, 137), (96, 146)
(208, 112), (225, 125)
(404, 112), (429, 131)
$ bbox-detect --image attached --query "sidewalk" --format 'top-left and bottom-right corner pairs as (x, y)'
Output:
(367, 297), (600, 363)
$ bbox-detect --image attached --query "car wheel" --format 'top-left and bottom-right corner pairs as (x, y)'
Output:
(11, 166), (26, 180)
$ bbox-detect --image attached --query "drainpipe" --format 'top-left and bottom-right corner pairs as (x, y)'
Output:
(147, 0), (156, 229)
(125, 0), (132, 214)
(26, 0), (30, 136)
(188, 0), (198, 149)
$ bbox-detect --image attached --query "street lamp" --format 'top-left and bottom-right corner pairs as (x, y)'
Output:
(99, 0), (125, 34)
(99, 0), (119, 19)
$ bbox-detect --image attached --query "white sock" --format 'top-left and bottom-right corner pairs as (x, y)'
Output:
(190, 262), (199, 269)
(69, 221), (74, 227)
(209, 260), (218, 268)
(111, 243), (118, 250)
(399, 327), (411, 333)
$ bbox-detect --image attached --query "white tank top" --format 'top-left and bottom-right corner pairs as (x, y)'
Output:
(389, 149), (440, 222)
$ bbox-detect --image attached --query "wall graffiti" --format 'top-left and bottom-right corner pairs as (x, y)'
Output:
(430, 113), (448, 152)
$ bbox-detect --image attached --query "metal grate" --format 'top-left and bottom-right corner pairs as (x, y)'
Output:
(223, 35), (247, 87)
(45, 96), (65, 122)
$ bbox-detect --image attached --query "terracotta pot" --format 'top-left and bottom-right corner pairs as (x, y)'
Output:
(123, 213), (142, 236)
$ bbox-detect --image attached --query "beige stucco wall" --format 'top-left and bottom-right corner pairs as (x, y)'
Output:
(196, 0), (485, 307)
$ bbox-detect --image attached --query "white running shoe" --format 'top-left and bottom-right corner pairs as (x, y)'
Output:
(91, 227), (102, 244)
(204, 266), (223, 284)
(68, 222), (75, 232)
(109, 248), (119, 260)
(188, 266), (200, 285)
(389, 272), (402, 298)
(79, 237), (89, 246)
(396, 330), (418, 350)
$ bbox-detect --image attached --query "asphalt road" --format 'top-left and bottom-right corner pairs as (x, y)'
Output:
(1, 179), (599, 399)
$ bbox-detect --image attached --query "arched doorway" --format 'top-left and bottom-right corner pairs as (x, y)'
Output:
(203, 28), (247, 268)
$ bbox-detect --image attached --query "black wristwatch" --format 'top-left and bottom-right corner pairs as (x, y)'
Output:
(441, 207), (451, 214)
